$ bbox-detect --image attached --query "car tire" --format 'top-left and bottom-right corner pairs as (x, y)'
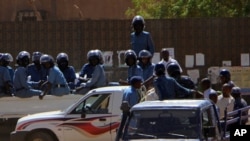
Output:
(27, 131), (54, 141)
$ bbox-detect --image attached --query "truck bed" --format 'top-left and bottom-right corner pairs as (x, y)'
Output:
(0, 94), (83, 118)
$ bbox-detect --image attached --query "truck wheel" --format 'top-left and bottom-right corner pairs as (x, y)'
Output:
(28, 131), (54, 141)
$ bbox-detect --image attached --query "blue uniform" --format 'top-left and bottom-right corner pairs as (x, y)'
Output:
(78, 64), (106, 94)
(79, 63), (95, 78)
(153, 75), (192, 100)
(122, 86), (140, 107)
(127, 65), (143, 82)
(131, 31), (155, 56)
(13, 67), (42, 98)
(138, 62), (155, 81)
(7, 66), (14, 83)
(47, 66), (70, 95)
(60, 66), (76, 90)
(27, 64), (48, 82)
(0, 66), (12, 95)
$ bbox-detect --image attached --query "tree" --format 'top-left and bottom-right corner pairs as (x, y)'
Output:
(126, 0), (250, 18)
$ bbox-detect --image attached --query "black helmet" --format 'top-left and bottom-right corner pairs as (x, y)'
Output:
(125, 50), (137, 65)
(219, 69), (231, 79)
(16, 51), (30, 67)
(94, 49), (104, 64)
(154, 63), (165, 76)
(40, 54), (54, 64)
(56, 52), (69, 63)
(132, 15), (145, 26)
(138, 50), (152, 58)
(0, 53), (13, 67)
(87, 50), (100, 64)
(32, 51), (43, 62)
(167, 63), (181, 77)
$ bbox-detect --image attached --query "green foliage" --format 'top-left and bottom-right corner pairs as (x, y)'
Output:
(126, 0), (250, 18)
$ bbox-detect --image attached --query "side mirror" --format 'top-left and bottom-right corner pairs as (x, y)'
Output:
(203, 126), (216, 138)
(81, 106), (86, 118)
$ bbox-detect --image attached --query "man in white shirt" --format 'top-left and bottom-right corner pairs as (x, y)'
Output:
(216, 83), (235, 119)
(158, 48), (182, 76)
(200, 78), (216, 99)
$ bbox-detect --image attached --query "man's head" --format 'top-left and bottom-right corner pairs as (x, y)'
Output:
(167, 63), (181, 78)
(160, 48), (170, 61)
(154, 63), (165, 76)
(222, 83), (232, 98)
(132, 15), (145, 35)
(125, 49), (137, 66)
(200, 78), (211, 91)
(129, 76), (143, 89)
(219, 69), (231, 84)
(138, 50), (152, 65)
(231, 86), (241, 99)
(209, 91), (218, 104)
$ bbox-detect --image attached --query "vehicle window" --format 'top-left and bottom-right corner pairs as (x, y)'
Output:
(71, 93), (111, 114)
(124, 109), (199, 139)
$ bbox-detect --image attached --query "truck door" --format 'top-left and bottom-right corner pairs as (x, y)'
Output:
(62, 93), (114, 141)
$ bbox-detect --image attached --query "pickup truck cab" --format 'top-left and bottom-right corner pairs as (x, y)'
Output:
(10, 86), (129, 141)
(122, 100), (229, 141)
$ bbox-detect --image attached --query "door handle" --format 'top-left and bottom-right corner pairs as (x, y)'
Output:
(99, 118), (106, 121)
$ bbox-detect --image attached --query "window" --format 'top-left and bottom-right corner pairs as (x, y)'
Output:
(71, 93), (111, 114)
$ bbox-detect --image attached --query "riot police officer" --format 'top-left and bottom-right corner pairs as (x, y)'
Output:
(39, 54), (70, 99)
(119, 49), (143, 85)
(13, 51), (42, 98)
(167, 62), (195, 89)
(75, 50), (106, 94)
(56, 52), (76, 90)
(27, 51), (47, 89)
(0, 53), (14, 96)
(219, 69), (235, 88)
(130, 15), (155, 56)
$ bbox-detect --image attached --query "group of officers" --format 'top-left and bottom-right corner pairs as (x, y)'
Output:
(0, 49), (106, 99)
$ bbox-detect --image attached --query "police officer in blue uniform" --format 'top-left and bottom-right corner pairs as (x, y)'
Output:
(137, 50), (155, 89)
(75, 50), (106, 94)
(56, 52), (76, 91)
(0, 53), (14, 83)
(13, 51), (42, 98)
(39, 54), (70, 99)
(130, 15), (155, 56)
(119, 49), (143, 85)
(0, 53), (14, 96)
(167, 62), (195, 90)
(77, 50), (96, 87)
(27, 51), (47, 89)
(153, 63), (195, 100)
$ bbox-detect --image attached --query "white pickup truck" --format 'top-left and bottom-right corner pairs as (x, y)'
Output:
(10, 86), (129, 141)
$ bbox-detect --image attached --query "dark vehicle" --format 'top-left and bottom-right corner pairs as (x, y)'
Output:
(122, 100), (250, 141)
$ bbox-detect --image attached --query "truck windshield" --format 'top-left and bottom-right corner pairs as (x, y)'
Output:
(123, 109), (199, 139)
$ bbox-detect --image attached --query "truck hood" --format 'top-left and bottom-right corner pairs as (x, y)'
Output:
(18, 110), (65, 123)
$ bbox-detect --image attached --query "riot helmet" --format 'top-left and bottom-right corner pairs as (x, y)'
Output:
(56, 52), (69, 70)
(167, 63), (181, 78)
(16, 51), (30, 67)
(32, 51), (43, 62)
(125, 49), (137, 66)
(154, 63), (165, 76)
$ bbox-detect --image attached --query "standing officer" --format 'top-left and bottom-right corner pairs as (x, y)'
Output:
(56, 52), (76, 91)
(39, 54), (70, 99)
(219, 69), (236, 88)
(130, 15), (155, 56)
